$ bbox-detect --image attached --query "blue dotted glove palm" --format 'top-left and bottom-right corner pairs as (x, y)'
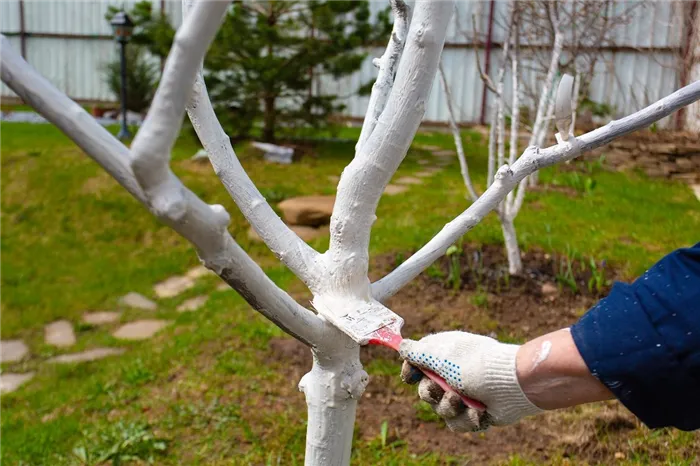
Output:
(399, 331), (542, 432)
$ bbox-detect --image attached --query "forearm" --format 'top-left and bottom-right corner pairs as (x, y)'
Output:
(516, 328), (613, 410)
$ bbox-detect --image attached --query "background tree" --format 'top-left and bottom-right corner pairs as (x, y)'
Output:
(107, 1), (389, 141)
(103, 46), (159, 114)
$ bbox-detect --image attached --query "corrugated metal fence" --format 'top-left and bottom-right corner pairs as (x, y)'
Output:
(1, 1), (697, 129)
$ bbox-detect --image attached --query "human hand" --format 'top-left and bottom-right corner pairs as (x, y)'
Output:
(399, 331), (542, 432)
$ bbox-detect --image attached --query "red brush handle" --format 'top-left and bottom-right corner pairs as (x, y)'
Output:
(368, 328), (486, 412)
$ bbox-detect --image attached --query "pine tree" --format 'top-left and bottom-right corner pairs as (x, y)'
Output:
(107, 1), (388, 141)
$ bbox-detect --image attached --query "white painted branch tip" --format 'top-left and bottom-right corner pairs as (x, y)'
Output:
(555, 74), (575, 141)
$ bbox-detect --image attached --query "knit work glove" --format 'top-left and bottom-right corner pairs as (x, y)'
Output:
(399, 331), (542, 432)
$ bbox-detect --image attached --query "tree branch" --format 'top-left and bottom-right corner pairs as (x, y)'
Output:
(0, 33), (326, 347)
(182, 0), (322, 288)
(372, 80), (700, 301)
(356, 0), (411, 153)
(327, 0), (455, 295)
(438, 61), (479, 202)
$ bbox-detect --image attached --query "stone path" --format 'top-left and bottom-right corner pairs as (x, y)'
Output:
(1, 340), (29, 363)
(1, 143), (454, 395)
(113, 320), (171, 340)
(44, 320), (76, 347)
(177, 296), (208, 312)
(83, 311), (121, 325)
(384, 184), (409, 196)
(0, 373), (35, 393)
(154, 275), (195, 299)
(48, 348), (125, 364)
(119, 292), (157, 310)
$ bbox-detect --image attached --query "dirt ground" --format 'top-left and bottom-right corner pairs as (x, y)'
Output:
(265, 245), (698, 464)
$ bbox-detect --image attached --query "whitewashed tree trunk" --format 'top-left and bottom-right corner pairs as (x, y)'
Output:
(2, 0), (700, 462)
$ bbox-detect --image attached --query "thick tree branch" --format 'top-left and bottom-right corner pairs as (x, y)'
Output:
(356, 0), (411, 153)
(327, 0), (455, 295)
(372, 80), (700, 301)
(182, 0), (322, 288)
(0, 33), (326, 347)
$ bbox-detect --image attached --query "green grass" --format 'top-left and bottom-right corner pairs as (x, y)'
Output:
(2, 121), (699, 464)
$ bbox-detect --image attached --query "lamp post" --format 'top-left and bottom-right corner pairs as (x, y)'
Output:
(110, 11), (134, 140)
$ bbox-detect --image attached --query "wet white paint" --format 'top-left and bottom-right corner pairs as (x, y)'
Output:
(532, 340), (552, 371)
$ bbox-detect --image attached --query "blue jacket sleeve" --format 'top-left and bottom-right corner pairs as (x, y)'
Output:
(570, 242), (700, 431)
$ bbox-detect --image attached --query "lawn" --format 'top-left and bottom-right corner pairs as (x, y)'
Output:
(1, 121), (699, 465)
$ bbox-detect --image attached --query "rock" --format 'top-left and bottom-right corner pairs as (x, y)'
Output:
(614, 452), (626, 460)
(113, 320), (171, 340)
(154, 276), (195, 299)
(395, 176), (422, 185)
(384, 184), (408, 196)
(417, 159), (431, 165)
(414, 144), (441, 151)
(83, 311), (121, 325)
(47, 348), (125, 364)
(252, 141), (294, 164)
(44, 320), (76, 347)
(250, 225), (329, 243)
(185, 265), (212, 279)
(1, 340), (29, 363)
(327, 175), (340, 183)
(541, 282), (558, 296)
(278, 196), (335, 227)
(692, 184), (700, 202)
(177, 295), (209, 312)
(0, 372), (35, 394)
(675, 157), (693, 170)
(610, 140), (638, 151)
(433, 150), (456, 157)
(118, 292), (157, 310)
(415, 169), (441, 178)
(216, 282), (231, 291)
(670, 173), (699, 182)
(647, 143), (677, 155)
(290, 225), (330, 242)
(191, 149), (209, 161)
(644, 166), (666, 178)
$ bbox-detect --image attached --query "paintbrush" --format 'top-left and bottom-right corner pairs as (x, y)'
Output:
(313, 297), (486, 411)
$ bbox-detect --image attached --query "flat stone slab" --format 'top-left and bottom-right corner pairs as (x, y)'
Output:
(0, 372), (35, 394)
(1, 340), (29, 363)
(45, 320), (76, 347)
(290, 225), (330, 242)
(692, 184), (700, 202)
(417, 159), (431, 165)
(384, 184), (408, 196)
(83, 311), (121, 325)
(119, 292), (157, 310)
(416, 169), (441, 178)
(185, 265), (213, 280)
(415, 144), (441, 151)
(249, 225), (329, 243)
(278, 195), (335, 227)
(47, 347), (125, 364)
(113, 320), (171, 340)
(177, 295), (208, 312)
(433, 149), (456, 157)
(154, 276), (195, 299)
(216, 282), (231, 291)
(395, 176), (423, 185)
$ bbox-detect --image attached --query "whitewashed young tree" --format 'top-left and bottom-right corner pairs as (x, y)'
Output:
(441, 2), (563, 274)
(2, 0), (699, 464)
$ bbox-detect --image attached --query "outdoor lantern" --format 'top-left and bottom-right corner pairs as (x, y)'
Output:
(110, 11), (134, 44)
(109, 10), (134, 140)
